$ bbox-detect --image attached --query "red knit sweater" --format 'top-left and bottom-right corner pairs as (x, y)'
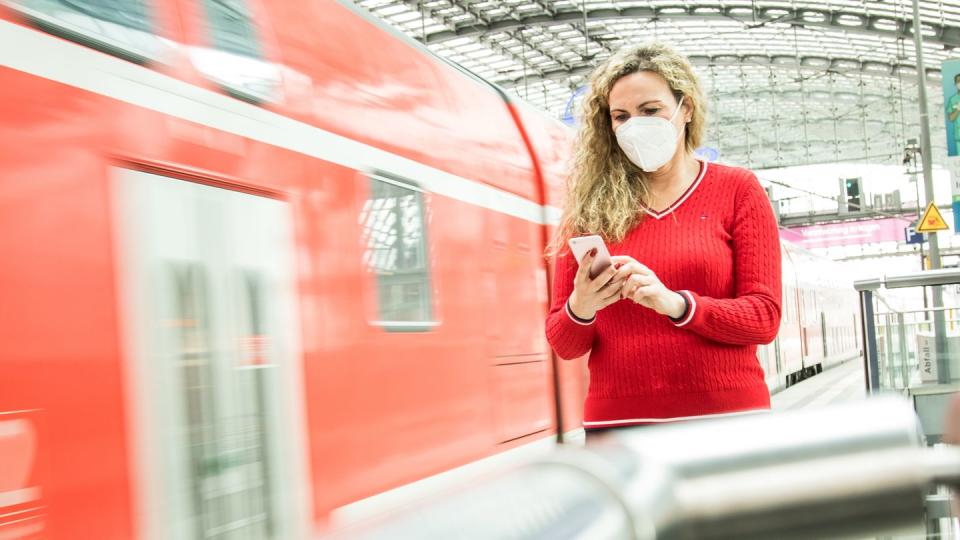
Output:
(545, 161), (781, 428)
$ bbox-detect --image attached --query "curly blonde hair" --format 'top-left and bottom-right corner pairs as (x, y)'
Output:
(549, 43), (707, 256)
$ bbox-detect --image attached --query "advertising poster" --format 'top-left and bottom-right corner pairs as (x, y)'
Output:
(780, 217), (913, 248)
(942, 59), (960, 157)
(947, 156), (960, 233)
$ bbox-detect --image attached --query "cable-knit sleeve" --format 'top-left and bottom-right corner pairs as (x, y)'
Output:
(545, 250), (596, 360)
(672, 172), (782, 344)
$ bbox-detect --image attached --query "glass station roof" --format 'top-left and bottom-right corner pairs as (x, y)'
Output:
(356, 0), (960, 170)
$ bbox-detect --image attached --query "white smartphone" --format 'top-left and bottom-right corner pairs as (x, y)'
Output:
(568, 235), (613, 279)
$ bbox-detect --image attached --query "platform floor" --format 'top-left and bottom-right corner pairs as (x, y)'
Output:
(772, 358), (867, 411)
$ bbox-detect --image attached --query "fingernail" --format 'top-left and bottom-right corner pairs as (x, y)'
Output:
(589, 248), (598, 256)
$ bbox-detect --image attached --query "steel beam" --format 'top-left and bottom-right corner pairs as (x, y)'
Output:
(494, 53), (939, 89)
(425, 3), (960, 49)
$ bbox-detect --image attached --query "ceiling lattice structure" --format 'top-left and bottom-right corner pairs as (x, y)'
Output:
(356, 0), (960, 171)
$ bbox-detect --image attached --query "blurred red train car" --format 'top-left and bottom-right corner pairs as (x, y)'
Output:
(0, 1), (859, 538)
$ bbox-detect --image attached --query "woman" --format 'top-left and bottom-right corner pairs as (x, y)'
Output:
(545, 43), (782, 436)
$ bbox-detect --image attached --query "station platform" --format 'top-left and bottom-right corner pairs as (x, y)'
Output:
(772, 358), (866, 411)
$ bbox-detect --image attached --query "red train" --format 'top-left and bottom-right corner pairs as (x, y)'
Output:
(0, 1), (859, 538)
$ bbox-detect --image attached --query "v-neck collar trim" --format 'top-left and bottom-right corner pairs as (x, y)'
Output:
(642, 159), (708, 220)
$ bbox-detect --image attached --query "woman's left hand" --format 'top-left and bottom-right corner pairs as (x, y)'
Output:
(611, 256), (686, 319)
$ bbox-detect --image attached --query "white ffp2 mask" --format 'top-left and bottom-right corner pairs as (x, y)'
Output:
(615, 96), (685, 172)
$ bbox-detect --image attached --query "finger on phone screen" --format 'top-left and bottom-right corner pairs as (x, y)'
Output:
(574, 255), (592, 285)
(579, 247), (597, 271)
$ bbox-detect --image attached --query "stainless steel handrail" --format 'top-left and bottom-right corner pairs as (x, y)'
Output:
(876, 307), (958, 317)
(323, 397), (959, 540)
(606, 397), (931, 540)
(855, 268), (960, 291)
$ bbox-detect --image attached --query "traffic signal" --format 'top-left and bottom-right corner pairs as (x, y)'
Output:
(845, 178), (862, 212)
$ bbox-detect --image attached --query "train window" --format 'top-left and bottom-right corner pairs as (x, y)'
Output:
(8, 0), (170, 63)
(191, 0), (281, 103)
(200, 0), (260, 58)
(168, 264), (224, 538)
(360, 175), (435, 330)
(168, 267), (277, 537)
(232, 271), (276, 536)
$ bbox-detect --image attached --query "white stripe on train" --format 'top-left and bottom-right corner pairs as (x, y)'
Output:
(0, 20), (560, 226)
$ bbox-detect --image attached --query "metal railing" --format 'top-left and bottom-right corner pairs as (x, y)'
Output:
(855, 268), (960, 392)
(873, 306), (960, 391)
(322, 397), (960, 540)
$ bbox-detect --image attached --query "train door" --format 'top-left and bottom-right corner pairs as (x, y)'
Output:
(483, 210), (553, 443)
(798, 283), (824, 371)
(821, 311), (829, 358)
(757, 340), (779, 391)
(778, 245), (803, 383)
(112, 168), (310, 540)
(798, 288), (809, 359)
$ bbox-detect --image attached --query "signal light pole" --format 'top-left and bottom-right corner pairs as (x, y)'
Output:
(912, 0), (947, 382)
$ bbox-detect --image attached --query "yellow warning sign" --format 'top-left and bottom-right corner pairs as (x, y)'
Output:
(917, 202), (950, 233)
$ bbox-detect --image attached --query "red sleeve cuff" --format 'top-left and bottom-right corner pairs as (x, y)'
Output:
(671, 290), (699, 327)
(546, 298), (597, 360)
(565, 298), (596, 326)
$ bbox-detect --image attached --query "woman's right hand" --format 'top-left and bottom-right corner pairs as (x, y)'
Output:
(567, 249), (625, 320)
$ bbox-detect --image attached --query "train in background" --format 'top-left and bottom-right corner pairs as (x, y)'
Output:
(0, 0), (859, 538)
(766, 241), (862, 391)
